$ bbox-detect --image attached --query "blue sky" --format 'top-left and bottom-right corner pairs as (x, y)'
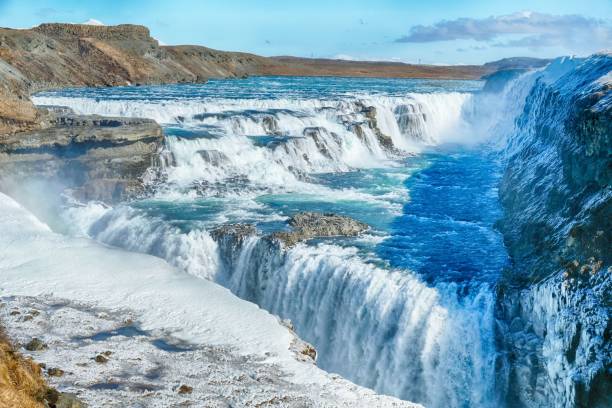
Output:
(0, 0), (610, 64)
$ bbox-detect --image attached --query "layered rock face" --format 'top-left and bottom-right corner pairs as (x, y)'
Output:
(0, 59), (48, 135)
(212, 212), (369, 264)
(495, 55), (611, 407)
(0, 110), (163, 202)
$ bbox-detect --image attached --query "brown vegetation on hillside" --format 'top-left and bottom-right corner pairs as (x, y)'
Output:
(0, 328), (46, 408)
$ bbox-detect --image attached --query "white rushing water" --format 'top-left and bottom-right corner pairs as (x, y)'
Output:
(34, 92), (479, 199)
(24, 57), (612, 408)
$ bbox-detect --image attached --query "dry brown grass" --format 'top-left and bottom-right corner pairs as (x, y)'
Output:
(0, 329), (47, 408)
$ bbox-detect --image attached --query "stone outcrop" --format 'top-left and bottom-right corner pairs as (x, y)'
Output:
(0, 59), (49, 135)
(361, 104), (395, 150)
(0, 111), (163, 202)
(211, 213), (368, 250)
(271, 212), (369, 246)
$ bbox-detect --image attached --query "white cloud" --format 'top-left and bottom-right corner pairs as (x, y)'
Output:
(395, 11), (611, 51)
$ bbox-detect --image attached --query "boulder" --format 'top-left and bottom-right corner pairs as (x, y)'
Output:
(47, 367), (65, 377)
(177, 384), (193, 394)
(94, 354), (108, 364)
(271, 212), (368, 247)
(24, 338), (47, 351)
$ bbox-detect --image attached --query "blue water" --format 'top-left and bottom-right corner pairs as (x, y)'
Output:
(378, 147), (507, 284)
(37, 75), (483, 100)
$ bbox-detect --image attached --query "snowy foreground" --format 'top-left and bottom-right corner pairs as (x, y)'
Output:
(0, 193), (418, 407)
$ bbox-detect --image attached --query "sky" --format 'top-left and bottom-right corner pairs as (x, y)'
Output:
(0, 0), (610, 64)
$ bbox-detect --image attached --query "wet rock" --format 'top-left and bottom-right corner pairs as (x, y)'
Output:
(303, 127), (333, 159)
(211, 223), (257, 244)
(47, 367), (65, 377)
(196, 149), (229, 166)
(495, 55), (611, 407)
(360, 105), (394, 150)
(25, 338), (47, 351)
(271, 212), (368, 247)
(0, 114), (164, 203)
(262, 115), (280, 134)
(46, 388), (84, 408)
(178, 384), (193, 394)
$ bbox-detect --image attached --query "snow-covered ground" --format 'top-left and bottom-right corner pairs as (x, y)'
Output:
(0, 192), (418, 407)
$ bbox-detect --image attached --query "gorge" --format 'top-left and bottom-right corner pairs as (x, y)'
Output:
(0, 23), (609, 408)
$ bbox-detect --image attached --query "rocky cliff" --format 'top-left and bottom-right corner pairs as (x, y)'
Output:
(0, 108), (163, 202)
(494, 55), (611, 408)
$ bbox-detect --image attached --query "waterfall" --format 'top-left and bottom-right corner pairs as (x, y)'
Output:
(32, 58), (611, 408)
(64, 201), (499, 407)
(218, 237), (499, 407)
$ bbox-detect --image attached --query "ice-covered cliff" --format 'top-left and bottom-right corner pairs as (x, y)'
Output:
(494, 54), (611, 408)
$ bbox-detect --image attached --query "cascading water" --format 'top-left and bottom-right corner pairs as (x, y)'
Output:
(32, 77), (501, 407)
(30, 61), (610, 408)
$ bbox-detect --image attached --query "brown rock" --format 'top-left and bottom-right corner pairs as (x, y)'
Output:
(24, 338), (47, 351)
(270, 212), (368, 247)
(94, 354), (108, 364)
(47, 367), (65, 377)
(178, 384), (193, 394)
(301, 344), (317, 361)
(47, 390), (85, 408)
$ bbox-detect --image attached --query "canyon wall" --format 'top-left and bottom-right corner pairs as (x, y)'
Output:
(495, 55), (611, 408)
